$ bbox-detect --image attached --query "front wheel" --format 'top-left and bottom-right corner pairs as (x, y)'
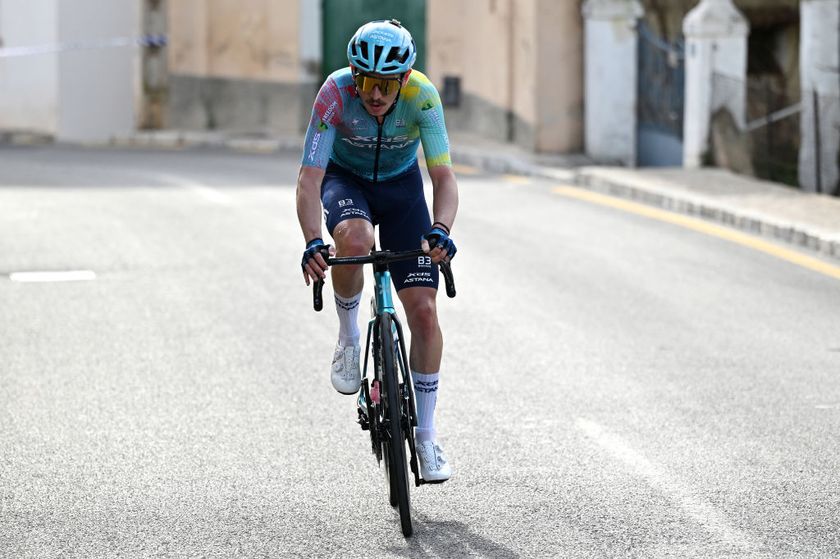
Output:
(380, 313), (412, 537)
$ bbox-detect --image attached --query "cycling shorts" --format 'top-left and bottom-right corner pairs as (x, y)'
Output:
(321, 160), (438, 292)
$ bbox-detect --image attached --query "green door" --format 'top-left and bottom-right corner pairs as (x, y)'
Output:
(322, 0), (426, 82)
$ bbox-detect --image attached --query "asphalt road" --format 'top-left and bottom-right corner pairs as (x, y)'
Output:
(1, 145), (838, 558)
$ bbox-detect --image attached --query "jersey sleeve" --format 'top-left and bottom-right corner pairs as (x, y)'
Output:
(301, 77), (343, 169)
(416, 86), (452, 169)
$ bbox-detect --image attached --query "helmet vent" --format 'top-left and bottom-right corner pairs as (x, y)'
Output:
(385, 48), (406, 65)
(360, 41), (368, 61)
(374, 45), (383, 67)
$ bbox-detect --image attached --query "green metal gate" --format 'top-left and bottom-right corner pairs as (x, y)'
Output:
(321, 0), (426, 81)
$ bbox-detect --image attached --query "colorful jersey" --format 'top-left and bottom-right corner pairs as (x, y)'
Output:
(301, 68), (452, 182)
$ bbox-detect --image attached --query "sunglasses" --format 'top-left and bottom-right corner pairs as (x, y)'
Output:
(353, 71), (402, 95)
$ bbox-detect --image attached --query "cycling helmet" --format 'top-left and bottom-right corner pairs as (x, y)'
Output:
(347, 19), (416, 75)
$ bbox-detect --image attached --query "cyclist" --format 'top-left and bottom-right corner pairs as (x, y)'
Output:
(297, 19), (458, 482)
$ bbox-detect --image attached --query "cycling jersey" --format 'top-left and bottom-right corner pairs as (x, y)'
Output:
(301, 68), (452, 182)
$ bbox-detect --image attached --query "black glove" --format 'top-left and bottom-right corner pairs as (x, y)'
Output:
(301, 238), (328, 273)
(423, 226), (457, 260)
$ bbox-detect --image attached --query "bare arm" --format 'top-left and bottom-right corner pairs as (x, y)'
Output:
(424, 164), (459, 262)
(427, 164), (459, 230)
(296, 165), (329, 284)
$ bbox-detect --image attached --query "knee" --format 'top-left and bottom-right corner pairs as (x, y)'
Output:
(333, 221), (374, 256)
(406, 297), (439, 339)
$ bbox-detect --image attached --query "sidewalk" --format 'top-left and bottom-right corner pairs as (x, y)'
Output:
(13, 128), (839, 262)
(446, 132), (840, 262)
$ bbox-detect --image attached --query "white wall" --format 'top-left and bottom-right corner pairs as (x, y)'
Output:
(0, 0), (59, 134)
(0, 0), (141, 141)
(57, 0), (141, 141)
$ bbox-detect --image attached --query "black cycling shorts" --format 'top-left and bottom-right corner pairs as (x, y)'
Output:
(321, 160), (438, 291)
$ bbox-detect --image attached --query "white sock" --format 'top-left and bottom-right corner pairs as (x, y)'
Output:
(335, 292), (361, 347)
(413, 371), (439, 442)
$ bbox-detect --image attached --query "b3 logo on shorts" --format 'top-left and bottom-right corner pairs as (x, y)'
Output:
(418, 256), (432, 267)
(338, 198), (354, 207)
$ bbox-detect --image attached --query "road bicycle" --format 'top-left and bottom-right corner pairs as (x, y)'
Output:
(313, 247), (455, 537)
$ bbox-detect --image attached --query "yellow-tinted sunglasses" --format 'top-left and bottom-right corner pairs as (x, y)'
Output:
(353, 71), (402, 95)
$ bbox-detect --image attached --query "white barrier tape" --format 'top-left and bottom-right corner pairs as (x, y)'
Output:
(0, 35), (166, 58)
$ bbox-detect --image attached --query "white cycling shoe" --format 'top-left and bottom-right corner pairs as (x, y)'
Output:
(331, 343), (361, 395)
(416, 440), (451, 482)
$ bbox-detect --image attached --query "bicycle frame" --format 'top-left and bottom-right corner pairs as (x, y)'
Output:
(373, 265), (396, 315)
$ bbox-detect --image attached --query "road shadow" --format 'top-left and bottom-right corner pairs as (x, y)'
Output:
(386, 512), (520, 558)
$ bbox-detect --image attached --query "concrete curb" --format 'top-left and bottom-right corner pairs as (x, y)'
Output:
(447, 142), (840, 264)
(0, 130), (54, 146)
(564, 168), (840, 262)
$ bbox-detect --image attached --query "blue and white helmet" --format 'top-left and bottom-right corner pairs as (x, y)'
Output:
(347, 19), (416, 75)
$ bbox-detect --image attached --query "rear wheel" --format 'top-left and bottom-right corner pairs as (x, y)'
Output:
(380, 313), (412, 537)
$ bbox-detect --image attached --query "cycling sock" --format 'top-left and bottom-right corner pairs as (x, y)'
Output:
(335, 291), (362, 347)
(413, 371), (439, 442)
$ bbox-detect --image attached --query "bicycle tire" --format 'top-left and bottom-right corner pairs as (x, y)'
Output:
(376, 317), (398, 508)
(380, 313), (413, 537)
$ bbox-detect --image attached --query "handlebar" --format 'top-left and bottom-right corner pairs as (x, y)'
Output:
(313, 248), (456, 311)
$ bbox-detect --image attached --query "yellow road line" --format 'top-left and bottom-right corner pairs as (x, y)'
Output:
(552, 185), (840, 281)
(503, 174), (531, 185)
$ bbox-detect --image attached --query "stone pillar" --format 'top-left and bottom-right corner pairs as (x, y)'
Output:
(799, 0), (840, 194)
(682, 0), (748, 168)
(582, 0), (643, 166)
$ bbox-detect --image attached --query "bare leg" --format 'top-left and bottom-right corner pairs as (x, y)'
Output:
(397, 287), (442, 373)
(330, 219), (375, 297)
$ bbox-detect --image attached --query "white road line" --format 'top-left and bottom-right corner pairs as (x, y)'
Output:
(153, 173), (232, 205)
(576, 418), (759, 552)
(9, 270), (96, 282)
(183, 183), (231, 205)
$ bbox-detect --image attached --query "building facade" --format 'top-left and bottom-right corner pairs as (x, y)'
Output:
(0, 0), (836, 194)
(0, 0), (143, 141)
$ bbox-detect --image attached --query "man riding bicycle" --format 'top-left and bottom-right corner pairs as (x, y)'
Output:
(297, 19), (458, 482)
